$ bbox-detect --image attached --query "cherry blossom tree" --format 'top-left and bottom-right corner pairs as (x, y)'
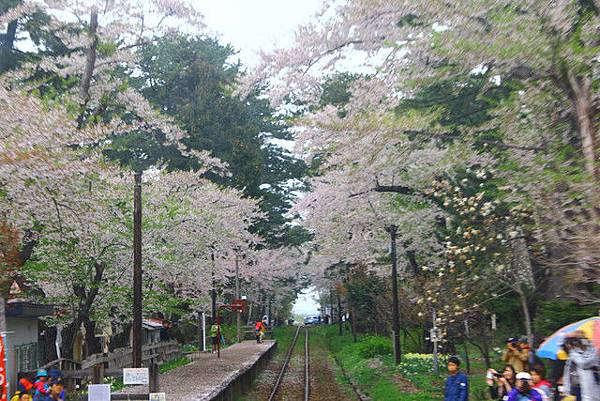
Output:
(0, 0), (276, 356)
(247, 0), (600, 322)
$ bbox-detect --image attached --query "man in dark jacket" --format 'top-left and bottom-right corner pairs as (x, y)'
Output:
(445, 356), (469, 401)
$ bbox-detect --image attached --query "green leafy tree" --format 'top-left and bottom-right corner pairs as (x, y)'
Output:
(117, 34), (307, 245)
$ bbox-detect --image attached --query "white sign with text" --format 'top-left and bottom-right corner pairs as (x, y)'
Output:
(123, 368), (149, 385)
(149, 393), (166, 401)
(88, 384), (111, 401)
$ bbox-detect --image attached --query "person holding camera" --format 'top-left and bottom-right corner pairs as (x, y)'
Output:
(502, 338), (530, 373)
(507, 372), (543, 401)
(487, 365), (517, 401)
(562, 332), (600, 401)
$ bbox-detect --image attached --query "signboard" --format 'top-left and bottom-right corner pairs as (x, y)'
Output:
(88, 384), (111, 401)
(123, 368), (149, 385)
(149, 393), (166, 401)
(0, 335), (7, 401)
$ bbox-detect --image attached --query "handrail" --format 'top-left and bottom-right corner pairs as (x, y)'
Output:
(40, 358), (80, 370)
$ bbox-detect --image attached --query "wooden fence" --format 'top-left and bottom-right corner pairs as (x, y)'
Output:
(81, 340), (181, 371)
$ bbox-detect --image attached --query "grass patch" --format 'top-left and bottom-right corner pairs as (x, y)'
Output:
(159, 356), (190, 373)
(318, 325), (493, 401)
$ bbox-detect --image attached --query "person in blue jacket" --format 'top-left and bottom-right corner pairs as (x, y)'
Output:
(445, 356), (469, 401)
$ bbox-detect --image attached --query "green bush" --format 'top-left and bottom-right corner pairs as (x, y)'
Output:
(182, 343), (199, 354)
(357, 335), (393, 358)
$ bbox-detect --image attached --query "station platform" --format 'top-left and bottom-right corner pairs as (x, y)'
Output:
(126, 340), (276, 401)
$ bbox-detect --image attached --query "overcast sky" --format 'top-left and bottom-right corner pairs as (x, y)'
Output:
(193, 0), (324, 67)
(193, 0), (323, 315)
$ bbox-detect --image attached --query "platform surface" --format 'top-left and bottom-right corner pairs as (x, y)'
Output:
(124, 340), (275, 401)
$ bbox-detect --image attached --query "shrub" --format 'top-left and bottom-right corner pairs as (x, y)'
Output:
(357, 335), (393, 358)
(397, 353), (449, 387)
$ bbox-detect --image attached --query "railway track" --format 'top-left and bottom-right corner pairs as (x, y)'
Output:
(267, 325), (311, 401)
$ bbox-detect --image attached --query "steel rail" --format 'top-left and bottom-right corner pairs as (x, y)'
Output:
(267, 325), (302, 401)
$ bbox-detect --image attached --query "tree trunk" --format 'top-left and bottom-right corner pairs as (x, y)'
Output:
(463, 342), (471, 374)
(469, 340), (491, 369)
(40, 323), (58, 363)
(79, 8), (99, 103)
(567, 72), (598, 181)
(515, 286), (533, 348)
(83, 318), (102, 356)
(60, 318), (83, 360)
(405, 250), (418, 276)
(0, 19), (18, 72)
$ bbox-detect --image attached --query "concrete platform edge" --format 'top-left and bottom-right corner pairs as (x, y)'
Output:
(195, 341), (277, 401)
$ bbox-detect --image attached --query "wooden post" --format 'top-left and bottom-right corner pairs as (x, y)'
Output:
(92, 363), (104, 384)
(149, 362), (159, 393)
(132, 171), (143, 368)
(387, 225), (402, 365)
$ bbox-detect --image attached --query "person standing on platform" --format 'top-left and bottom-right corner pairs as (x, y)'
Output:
(255, 319), (266, 343)
(210, 320), (219, 353)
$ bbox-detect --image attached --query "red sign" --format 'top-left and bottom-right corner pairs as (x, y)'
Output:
(231, 299), (247, 312)
(0, 335), (7, 401)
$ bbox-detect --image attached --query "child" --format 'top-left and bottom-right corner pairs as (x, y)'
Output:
(10, 378), (34, 401)
(45, 377), (65, 401)
(445, 356), (468, 401)
(255, 319), (266, 344)
(33, 370), (49, 401)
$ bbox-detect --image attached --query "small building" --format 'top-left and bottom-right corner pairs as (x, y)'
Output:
(142, 319), (163, 345)
(4, 282), (53, 397)
(128, 318), (163, 347)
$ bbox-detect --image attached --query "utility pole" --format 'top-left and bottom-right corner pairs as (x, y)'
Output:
(132, 171), (143, 368)
(235, 251), (241, 343)
(211, 253), (217, 323)
(386, 224), (401, 365)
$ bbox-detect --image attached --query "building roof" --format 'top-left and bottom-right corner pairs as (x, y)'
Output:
(142, 319), (163, 330)
(5, 280), (54, 317)
(5, 300), (54, 318)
